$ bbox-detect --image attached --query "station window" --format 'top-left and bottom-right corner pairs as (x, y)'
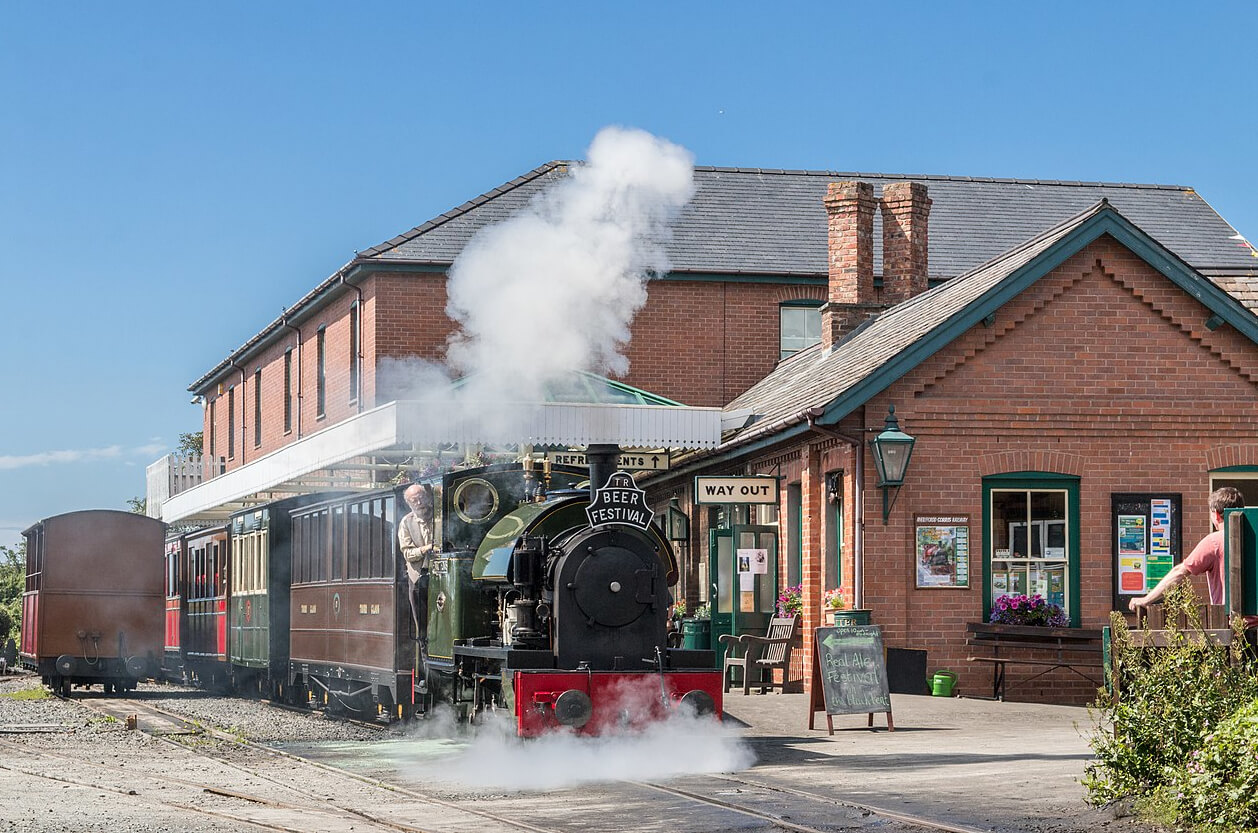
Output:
(316, 326), (327, 418)
(253, 369), (262, 448)
(780, 302), (822, 360)
(349, 302), (360, 404)
(283, 349), (294, 434)
(226, 387), (236, 460)
(984, 473), (1080, 626)
(208, 399), (217, 459)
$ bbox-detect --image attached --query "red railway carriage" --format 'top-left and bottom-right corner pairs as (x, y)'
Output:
(20, 510), (164, 696)
(175, 524), (231, 688)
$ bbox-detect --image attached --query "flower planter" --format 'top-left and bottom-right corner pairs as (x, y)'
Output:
(828, 609), (872, 627)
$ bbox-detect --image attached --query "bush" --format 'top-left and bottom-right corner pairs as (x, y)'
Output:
(1084, 586), (1258, 810)
(1170, 698), (1258, 831)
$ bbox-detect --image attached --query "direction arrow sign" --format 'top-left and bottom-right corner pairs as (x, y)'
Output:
(544, 451), (670, 471)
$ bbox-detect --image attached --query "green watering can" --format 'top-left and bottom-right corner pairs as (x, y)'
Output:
(930, 669), (957, 697)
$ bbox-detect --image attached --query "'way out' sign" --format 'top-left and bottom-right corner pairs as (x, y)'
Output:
(694, 476), (779, 504)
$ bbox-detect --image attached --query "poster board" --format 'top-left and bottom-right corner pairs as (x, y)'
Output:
(914, 515), (970, 588)
(1111, 494), (1181, 610)
(807, 625), (894, 734)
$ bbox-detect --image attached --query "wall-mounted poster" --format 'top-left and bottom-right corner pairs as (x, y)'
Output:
(1111, 494), (1182, 610)
(915, 516), (970, 588)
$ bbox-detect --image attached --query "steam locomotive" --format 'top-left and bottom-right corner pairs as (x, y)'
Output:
(419, 462), (721, 734)
(57, 459), (722, 735)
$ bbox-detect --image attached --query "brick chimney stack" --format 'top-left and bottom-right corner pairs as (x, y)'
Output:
(880, 181), (931, 305)
(821, 181), (880, 351)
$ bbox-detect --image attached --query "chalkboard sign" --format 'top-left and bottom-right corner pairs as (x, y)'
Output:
(807, 625), (894, 734)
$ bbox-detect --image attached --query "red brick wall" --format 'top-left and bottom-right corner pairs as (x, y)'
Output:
(626, 279), (825, 405)
(201, 270), (824, 467)
(744, 236), (1258, 704)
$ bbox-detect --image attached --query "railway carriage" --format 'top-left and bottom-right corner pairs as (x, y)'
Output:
(178, 524), (231, 688)
(20, 510), (164, 696)
(288, 488), (414, 717)
(228, 493), (341, 701)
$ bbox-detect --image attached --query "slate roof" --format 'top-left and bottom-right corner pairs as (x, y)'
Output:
(192, 163), (1258, 391)
(712, 200), (1258, 456)
(362, 163), (1258, 282)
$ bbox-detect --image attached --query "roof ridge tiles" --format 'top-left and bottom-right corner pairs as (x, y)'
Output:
(689, 165), (1186, 190)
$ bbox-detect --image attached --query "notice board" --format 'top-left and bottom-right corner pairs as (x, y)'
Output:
(807, 625), (894, 734)
(1111, 493), (1182, 611)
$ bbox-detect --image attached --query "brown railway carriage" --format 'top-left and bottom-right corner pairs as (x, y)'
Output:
(288, 488), (414, 716)
(20, 510), (164, 696)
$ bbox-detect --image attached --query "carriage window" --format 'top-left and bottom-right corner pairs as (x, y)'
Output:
(332, 506), (345, 580)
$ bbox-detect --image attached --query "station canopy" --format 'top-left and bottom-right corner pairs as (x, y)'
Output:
(158, 372), (721, 524)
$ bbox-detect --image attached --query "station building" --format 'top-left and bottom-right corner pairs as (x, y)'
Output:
(152, 162), (1258, 703)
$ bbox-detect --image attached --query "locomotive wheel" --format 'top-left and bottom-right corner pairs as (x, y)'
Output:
(58, 677), (70, 698)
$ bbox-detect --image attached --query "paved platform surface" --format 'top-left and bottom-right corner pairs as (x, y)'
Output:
(719, 690), (1152, 832)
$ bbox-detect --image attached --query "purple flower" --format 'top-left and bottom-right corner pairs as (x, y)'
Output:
(989, 593), (1068, 627)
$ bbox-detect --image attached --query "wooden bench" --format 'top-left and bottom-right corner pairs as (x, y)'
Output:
(718, 615), (800, 695)
(966, 622), (1104, 700)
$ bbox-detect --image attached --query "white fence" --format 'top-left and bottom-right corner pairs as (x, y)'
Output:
(145, 454), (223, 520)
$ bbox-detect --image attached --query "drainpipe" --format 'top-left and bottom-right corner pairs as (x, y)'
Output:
(228, 359), (247, 465)
(805, 409), (866, 610)
(281, 311), (303, 439)
(340, 272), (364, 413)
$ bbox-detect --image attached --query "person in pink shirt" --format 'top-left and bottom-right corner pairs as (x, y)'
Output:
(1129, 487), (1248, 623)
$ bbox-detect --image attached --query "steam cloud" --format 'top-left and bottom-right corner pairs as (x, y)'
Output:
(380, 126), (695, 444)
(402, 685), (754, 791)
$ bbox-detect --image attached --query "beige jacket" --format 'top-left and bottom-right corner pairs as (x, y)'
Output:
(398, 511), (434, 583)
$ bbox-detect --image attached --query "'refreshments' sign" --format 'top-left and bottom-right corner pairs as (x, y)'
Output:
(586, 471), (653, 531)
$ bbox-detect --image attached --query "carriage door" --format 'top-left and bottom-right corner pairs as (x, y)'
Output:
(709, 525), (778, 663)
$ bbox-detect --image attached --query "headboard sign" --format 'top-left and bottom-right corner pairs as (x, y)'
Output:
(807, 625), (894, 734)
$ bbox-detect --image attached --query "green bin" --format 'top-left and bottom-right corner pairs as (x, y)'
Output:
(682, 618), (711, 650)
(829, 609), (872, 627)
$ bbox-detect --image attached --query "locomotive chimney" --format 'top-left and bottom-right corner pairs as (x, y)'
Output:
(585, 443), (621, 495)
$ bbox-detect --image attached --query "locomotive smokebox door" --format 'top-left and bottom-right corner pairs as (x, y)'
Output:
(554, 526), (668, 670)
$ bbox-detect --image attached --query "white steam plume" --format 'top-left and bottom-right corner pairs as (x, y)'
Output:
(382, 126), (695, 443)
(402, 682), (754, 790)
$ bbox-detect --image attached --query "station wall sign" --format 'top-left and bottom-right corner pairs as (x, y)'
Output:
(694, 475), (779, 504)
(544, 450), (670, 471)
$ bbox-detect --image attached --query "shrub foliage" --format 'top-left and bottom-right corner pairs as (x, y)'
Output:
(1084, 586), (1258, 830)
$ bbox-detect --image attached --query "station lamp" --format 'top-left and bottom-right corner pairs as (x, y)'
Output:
(665, 496), (691, 543)
(869, 405), (916, 524)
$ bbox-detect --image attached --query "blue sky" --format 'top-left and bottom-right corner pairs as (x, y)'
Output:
(2, 2), (1256, 550)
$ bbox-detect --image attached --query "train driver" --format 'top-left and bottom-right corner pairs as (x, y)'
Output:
(398, 484), (436, 649)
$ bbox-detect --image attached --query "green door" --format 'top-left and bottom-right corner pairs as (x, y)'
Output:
(709, 525), (779, 662)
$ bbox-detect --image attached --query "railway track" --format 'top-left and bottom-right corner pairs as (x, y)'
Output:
(14, 692), (992, 833)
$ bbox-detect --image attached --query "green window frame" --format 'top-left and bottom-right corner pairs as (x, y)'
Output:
(983, 472), (1081, 627)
